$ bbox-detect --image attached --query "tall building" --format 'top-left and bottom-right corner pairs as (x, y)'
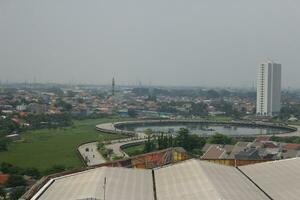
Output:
(256, 60), (282, 116)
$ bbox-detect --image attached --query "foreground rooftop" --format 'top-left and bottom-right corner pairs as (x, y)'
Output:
(27, 158), (300, 200)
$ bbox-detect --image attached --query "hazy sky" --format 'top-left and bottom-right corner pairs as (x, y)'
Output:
(1, 0), (300, 88)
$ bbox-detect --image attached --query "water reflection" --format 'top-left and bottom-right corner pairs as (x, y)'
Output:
(125, 124), (285, 136)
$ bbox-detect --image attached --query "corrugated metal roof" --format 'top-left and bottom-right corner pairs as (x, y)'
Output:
(240, 158), (300, 200)
(154, 159), (269, 200)
(33, 158), (300, 200)
(37, 167), (154, 200)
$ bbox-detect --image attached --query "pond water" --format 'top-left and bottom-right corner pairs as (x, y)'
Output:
(123, 124), (288, 136)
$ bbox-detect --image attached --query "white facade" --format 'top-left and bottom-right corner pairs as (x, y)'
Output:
(256, 60), (281, 116)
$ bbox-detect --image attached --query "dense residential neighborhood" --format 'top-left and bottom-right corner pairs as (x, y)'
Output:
(201, 135), (300, 160)
(1, 83), (300, 199)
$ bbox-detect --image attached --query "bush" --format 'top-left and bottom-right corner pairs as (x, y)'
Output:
(10, 186), (26, 200)
(0, 186), (6, 199)
(44, 165), (66, 175)
(22, 168), (40, 178)
(0, 163), (22, 174)
(6, 175), (26, 187)
(208, 133), (235, 145)
(0, 139), (8, 152)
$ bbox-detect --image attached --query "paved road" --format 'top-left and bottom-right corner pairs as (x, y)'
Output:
(105, 139), (147, 158)
(79, 122), (300, 166)
(96, 122), (147, 138)
(96, 123), (116, 132)
(78, 138), (147, 166)
(78, 142), (106, 166)
(276, 125), (300, 137)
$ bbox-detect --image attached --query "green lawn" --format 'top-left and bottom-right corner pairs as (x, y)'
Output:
(122, 144), (145, 157)
(0, 118), (127, 171)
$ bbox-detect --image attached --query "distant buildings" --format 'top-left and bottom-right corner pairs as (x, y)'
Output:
(256, 60), (282, 116)
(201, 137), (300, 161)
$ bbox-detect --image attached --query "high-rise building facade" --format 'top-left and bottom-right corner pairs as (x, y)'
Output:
(256, 60), (281, 116)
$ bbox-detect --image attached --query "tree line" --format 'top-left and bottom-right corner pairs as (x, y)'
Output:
(0, 113), (73, 152)
(143, 128), (236, 156)
(0, 162), (68, 200)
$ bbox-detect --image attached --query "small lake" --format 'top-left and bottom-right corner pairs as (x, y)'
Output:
(123, 124), (287, 136)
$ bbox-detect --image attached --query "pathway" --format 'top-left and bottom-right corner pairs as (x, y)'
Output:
(105, 138), (147, 158)
(78, 142), (106, 166)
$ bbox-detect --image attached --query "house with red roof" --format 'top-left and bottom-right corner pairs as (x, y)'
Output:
(0, 174), (9, 184)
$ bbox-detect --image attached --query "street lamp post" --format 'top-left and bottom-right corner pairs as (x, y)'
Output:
(103, 177), (107, 200)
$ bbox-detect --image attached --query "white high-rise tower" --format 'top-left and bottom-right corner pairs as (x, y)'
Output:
(256, 60), (282, 116)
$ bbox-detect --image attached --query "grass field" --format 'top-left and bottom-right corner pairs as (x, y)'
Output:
(0, 118), (127, 171)
(122, 144), (145, 157)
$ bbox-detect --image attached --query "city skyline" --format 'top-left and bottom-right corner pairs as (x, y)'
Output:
(1, 1), (300, 88)
(2, 1), (300, 200)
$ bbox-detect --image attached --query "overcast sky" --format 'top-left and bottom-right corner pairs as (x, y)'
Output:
(0, 0), (300, 88)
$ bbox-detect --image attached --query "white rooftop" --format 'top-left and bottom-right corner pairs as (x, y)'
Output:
(30, 158), (300, 200)
(37, 167), (154, 200)
(154, 159), (269, 200)
(240, 158), (300, 200)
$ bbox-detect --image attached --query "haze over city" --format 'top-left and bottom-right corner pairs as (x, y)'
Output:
(1, 0), (300, 87)
(3, 1), (300, 199)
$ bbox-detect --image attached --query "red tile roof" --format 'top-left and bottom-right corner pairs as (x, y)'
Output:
(0, 174), (9, 184)
(255, 136), (271, 142)
(284, 143), (300, 150)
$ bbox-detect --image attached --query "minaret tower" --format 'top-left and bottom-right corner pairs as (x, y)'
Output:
(112, 77), (115, 96)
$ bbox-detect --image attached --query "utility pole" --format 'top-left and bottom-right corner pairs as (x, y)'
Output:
(103, 177), (107, 200)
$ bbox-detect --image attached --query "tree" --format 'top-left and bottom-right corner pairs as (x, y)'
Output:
(208, 133), (235, 145)
(0, 163), (21, 174)
(128, 109), (137, 118)
(174, 128), (207, 151)
(6, 175), (26, 187)
(279, 106), (293, 120)
(219, 89), (230, 97)
(0, 118), (21, 134)
(147, 95), (157, 102)
(0, 139), (8, 152)
(25, 113), (73, 129)
(190, 103), (208, 116)
(55, 98), (72, 112)
(188, 134), (206, 150)
(10, 186), (26, 200)
(207, 90), (220, 99)
(158, 103), (177, 114)
(175, 128), (190, 150)
(44, 165), (66, 175)
(22, 168), (40, 179)
(144, 135), (155, 153)
(157, 133), (172, 150)
(0, 186), (6, 200)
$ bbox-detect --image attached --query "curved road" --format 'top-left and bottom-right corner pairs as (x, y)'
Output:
(79, 122), (148, 166)
(105, 139), (147, 158)
(276, 125), (300, 137)
(78, 142), (106, 166)
(79, 121), (300, 166)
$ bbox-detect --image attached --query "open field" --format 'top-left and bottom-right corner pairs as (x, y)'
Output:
(0, 118), (128, 171)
